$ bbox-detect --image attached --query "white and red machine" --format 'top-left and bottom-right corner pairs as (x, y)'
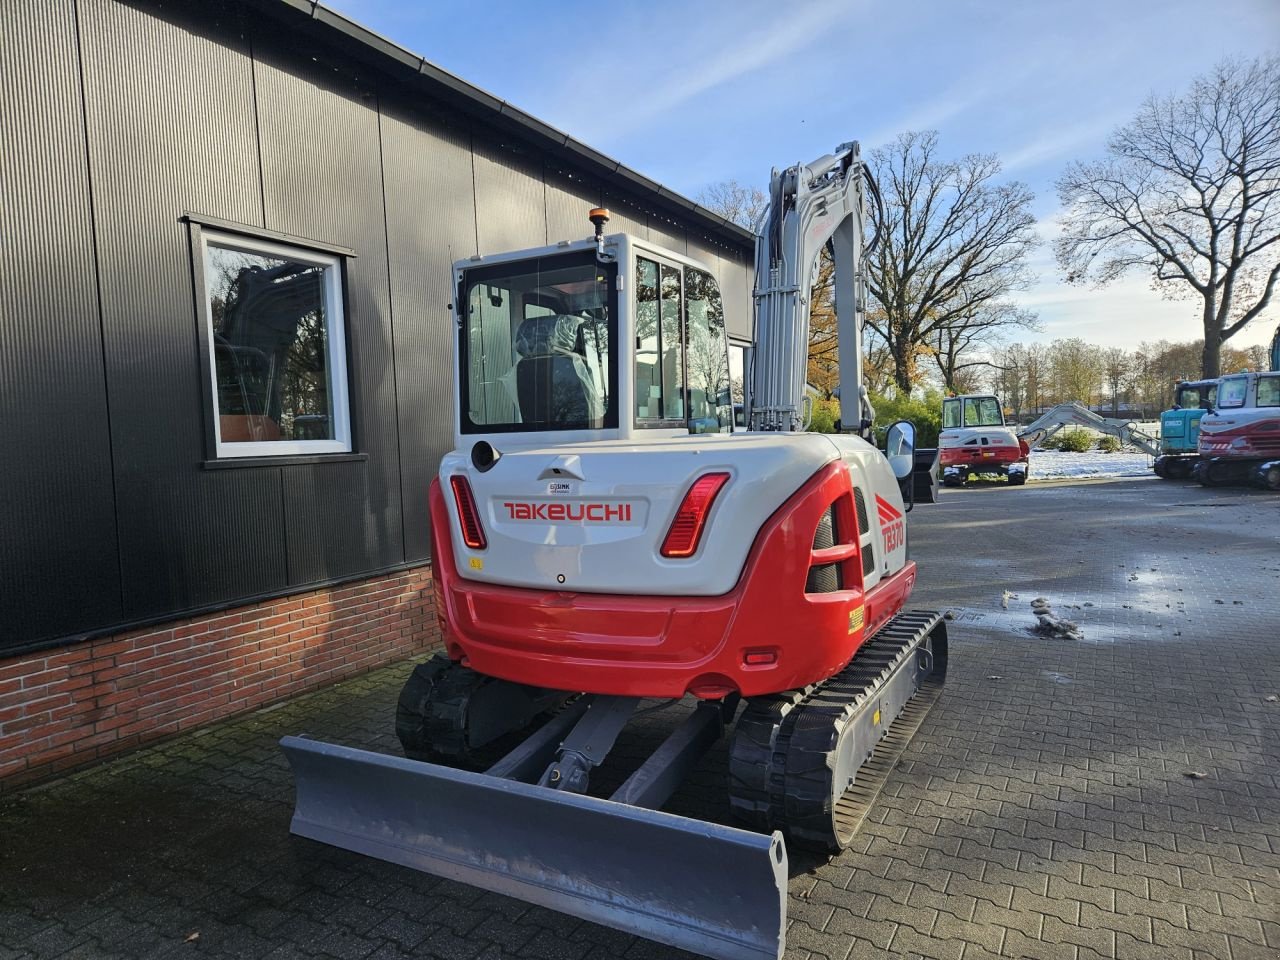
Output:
(282, 143), (947, 960)
(937, 393), (1029, 486)
(1195, 365), (1280, 490)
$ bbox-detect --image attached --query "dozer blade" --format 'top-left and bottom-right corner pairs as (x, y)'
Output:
(281, 736), (788, 960)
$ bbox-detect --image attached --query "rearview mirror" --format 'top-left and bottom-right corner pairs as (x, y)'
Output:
(885, 420), (916, 480)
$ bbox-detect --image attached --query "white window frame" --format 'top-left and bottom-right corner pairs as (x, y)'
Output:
(200, 229), (352, 458)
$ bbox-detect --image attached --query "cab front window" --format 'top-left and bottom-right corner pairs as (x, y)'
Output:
(962, 397), (1004, 427)
(1218, 377), (1248, 409)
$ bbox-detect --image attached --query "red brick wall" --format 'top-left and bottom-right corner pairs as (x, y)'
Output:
(0, 566), (440, 790)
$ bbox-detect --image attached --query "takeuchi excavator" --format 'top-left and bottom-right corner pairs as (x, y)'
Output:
(281, 143), (947, 960)
(1194, 323), (1280, 490)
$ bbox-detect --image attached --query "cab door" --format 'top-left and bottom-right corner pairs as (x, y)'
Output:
(633, 254), (732, 433)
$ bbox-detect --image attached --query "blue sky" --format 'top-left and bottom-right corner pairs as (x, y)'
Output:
(330, 0), (1279, 350)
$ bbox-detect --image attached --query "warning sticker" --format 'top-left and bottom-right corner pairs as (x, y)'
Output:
(468, 557), (484, 571)
(848, 605), (865, 634)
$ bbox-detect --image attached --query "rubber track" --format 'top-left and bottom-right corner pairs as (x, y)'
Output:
(396, 654), (485, 761)
(728, 610), (946, 851)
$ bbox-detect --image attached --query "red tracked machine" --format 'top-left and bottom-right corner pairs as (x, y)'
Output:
(282, 143), (947, 960)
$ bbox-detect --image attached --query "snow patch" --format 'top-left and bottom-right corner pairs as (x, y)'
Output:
(1029, 450), (1152, 480)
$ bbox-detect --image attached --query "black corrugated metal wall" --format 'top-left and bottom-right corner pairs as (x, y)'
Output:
(0, 0), (754, 655)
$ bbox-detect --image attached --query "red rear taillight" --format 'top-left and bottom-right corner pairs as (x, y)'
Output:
(449, 475), (487, 549)
(660, 472), (730, 559)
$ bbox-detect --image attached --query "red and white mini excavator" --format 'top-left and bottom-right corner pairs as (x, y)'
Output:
(1194, 324), (1280, 489)
(282, 142), (948, 960)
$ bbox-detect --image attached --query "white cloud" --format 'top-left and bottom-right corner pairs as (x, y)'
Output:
(860, 86), (991, 151)
(1000, 114), (1125, 175)
(553, 0), (868, 142)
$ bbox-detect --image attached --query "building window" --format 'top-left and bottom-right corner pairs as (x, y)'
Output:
(199, 230), (351, 457)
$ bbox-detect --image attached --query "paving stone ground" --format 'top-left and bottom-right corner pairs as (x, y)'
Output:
(2, 475), (1278, 960)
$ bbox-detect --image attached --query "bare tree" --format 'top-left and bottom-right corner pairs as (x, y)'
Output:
(1102, 347), (1131, 417)
(1056, 56), (1280, 379)
(866, 131), (1039, 392)
(1244, 343), (1270, 372)
(695, 179), (769, 231)
(931, 302), (1036, 392)
(990, 343), (1029, 419)
(1049, 338), (1105, 406)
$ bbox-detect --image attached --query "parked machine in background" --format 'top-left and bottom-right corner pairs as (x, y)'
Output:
(1018, 402), (1160, 458)
(937, 394), (1030, 486)
(1194, 323), (1280, 490)
(1196, 375), (1280, 490)
(1154, 379), (1219, 480)
(280, 142), (948, 960)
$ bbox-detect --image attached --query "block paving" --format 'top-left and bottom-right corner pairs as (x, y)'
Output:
(2, 475), (1277, 959)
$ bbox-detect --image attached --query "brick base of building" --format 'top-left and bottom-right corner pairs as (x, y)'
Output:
(0, 566), (440, 791)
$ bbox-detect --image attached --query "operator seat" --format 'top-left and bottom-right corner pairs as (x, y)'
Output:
(513, 315), (598, 426)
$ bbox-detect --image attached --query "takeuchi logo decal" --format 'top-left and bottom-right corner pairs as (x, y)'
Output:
(502, 501), (633, 522)
(875, 494), (905, 553)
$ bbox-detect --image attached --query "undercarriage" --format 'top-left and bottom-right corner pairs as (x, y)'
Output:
(282, 610), (947, 960)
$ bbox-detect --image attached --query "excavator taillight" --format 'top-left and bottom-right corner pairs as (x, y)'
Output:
(450, 475), (487, 550)
(660, 472), (730, 558)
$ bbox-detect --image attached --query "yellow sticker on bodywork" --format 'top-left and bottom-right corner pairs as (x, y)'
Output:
(848, 605), (865, 633)
(468, 557), (484, 571)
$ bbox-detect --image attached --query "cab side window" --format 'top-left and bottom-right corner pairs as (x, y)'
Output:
(634, 257), (731, 431)
(635, 258), (662, 419)
(1258, 375), (1279, 407)
(659, 264), (684, 419)
(684, 267), (732, 432)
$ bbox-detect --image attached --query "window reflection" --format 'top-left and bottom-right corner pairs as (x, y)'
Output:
(207, 245), (333, 443)
(684, 267), (731, 432)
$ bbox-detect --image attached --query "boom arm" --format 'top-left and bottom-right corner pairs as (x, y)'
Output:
(750, 142), (875, 435)
(1018, 403), (1160, 457)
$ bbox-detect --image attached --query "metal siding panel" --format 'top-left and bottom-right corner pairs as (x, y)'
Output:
(380, 102), (477, 562)
(598, 192), (649, 240)
(473, 137), (548, 254)
(254, 38), (405, 578)
(0, 0), (122, 648)
(684, 232), (723, 274)
(544, 168), (602, 246)
(719, 247), (752, 341)
(281, 461), (385, 583)
(646, 212), (688, 256)
(77, 0), (289, 619)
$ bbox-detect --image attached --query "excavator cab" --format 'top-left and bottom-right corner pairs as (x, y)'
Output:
(1156, 378), (1220, 478)
(942, 394), (1005, 429)
(455, 236), (733, 444)
(938, 393), (1028, 486)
